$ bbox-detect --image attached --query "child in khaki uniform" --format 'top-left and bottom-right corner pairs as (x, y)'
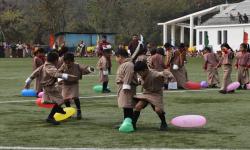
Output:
(149, 48), (165, 72)
(133, 61), (176, 131)
(203, 47), (220, 88)
(97, 47), (112, 93)
(32, 48), (45, 93)
(59, 53), (95, 119)
(164, 43), (174, 70)
(235, 43), (250, 89)
(217, 43), (234, 94)
(115, 49), (138, 128)
(170, 43), (188, 89)
(24, 52), (77, 125)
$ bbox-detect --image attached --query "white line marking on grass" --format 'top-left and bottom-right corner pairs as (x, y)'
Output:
(0, 89), (218, 104)
(0, 147), (222, 150)
(0, 99), (35, 104)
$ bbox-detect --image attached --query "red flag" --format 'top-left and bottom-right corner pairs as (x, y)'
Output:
(49, 34), (55, 48)
(243, 32), (248, 44)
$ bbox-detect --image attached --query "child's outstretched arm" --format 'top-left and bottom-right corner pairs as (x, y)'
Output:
(162, 70), (176, 82)
(79, 64), (95, 75)
(46, 64), (77, 81)
(24, 66), (43, 89)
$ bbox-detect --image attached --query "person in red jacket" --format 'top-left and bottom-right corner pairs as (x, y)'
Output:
(128, 34), (139, 56)
(97, 35), (112, 74)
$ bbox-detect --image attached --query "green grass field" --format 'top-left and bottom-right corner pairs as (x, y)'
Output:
(0, 57), (250, 149)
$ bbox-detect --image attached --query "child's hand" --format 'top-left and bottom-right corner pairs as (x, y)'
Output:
(89, 67), (95, 72)
(24, 83), (30, 89)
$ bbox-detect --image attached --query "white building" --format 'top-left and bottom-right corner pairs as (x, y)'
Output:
(158, 0), (250, 51)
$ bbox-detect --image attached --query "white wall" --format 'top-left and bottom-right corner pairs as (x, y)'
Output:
(196, 25), (250, 52)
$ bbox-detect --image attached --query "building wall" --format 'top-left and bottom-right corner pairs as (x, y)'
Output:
(55, 33), (115, 51)
(196, 25), (250, 52)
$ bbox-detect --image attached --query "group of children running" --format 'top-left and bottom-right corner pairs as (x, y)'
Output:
(23, 36), (250, 131)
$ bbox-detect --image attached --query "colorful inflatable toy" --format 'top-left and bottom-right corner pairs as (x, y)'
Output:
(171, 115), (206, 128)
(54, 107), (76, 121)
(36, 98), (54, 108)
(21, 89), (37, 97)
(185, 81), (201, 90)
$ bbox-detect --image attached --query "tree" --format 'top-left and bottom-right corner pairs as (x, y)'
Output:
(0, 6), (25, 42)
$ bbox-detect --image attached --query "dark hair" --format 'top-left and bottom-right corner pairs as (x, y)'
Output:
(134, 61), (148, 72)
(132, 34), (138, 37)
(63, 53), (75, 62)
(179, 43), (185, 49)
(164, 43), (173, 49)
(240, 43), (248, 50)
(34, 48), (45, 55)
(102, 35), (107, 39)
(47, 52), (59, 63)
(115, 49), (129, 58)
(221, 43), (234, 59)
(240, 43), (250, 52)
(221, 43), (232, 50)
(156, 48), (165, 56)
(150, 48), (157, 55)
(103, 49), (112, 54)
(59, 46), (69, 57)
(204, 47), (212, 52)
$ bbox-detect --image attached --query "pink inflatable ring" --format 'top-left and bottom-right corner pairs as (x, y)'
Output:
(171, 115), (207, 128)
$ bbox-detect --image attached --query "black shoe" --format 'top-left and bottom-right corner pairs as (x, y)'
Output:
(210, 84), (219, 88)
(159, 123), (168, 131)
(76, 110), (82, 120)
(219, 90), (227, 94)
(46, 117), (60, 125)
(178, 87), (185, 90)
(213, 85), (219, 88)
(243, 84), (248, 90)
(132, 123), (137, 130)
(237, 86), (242, 90)
(57, 107), (66, 114)
(228, 90), (235, 94)
(102, 89), (111, 93)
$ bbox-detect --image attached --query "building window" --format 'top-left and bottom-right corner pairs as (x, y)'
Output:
(199, 31), (203, 45)
(223, 30), (228, 43)
(204, 31), (208, 46)
(218, 31), (222, 45)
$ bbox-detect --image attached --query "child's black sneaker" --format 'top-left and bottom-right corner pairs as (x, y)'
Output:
(132, 123), (137, 130)
(228, 90), (235, 94)
(46, 117), (60, 125)
(76, 110), (82, 120)
(219, 90), (227, 94)
(57, 107), (66, 114)
(159, 123), (168, 131)
(102, 89), (111, 93)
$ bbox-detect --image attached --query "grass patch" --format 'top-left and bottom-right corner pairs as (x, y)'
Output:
(0, 57), (249, 148)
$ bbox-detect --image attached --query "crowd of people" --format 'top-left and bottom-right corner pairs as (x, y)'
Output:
(0, 41), (36, 58)
(21, 34), (250, 132)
